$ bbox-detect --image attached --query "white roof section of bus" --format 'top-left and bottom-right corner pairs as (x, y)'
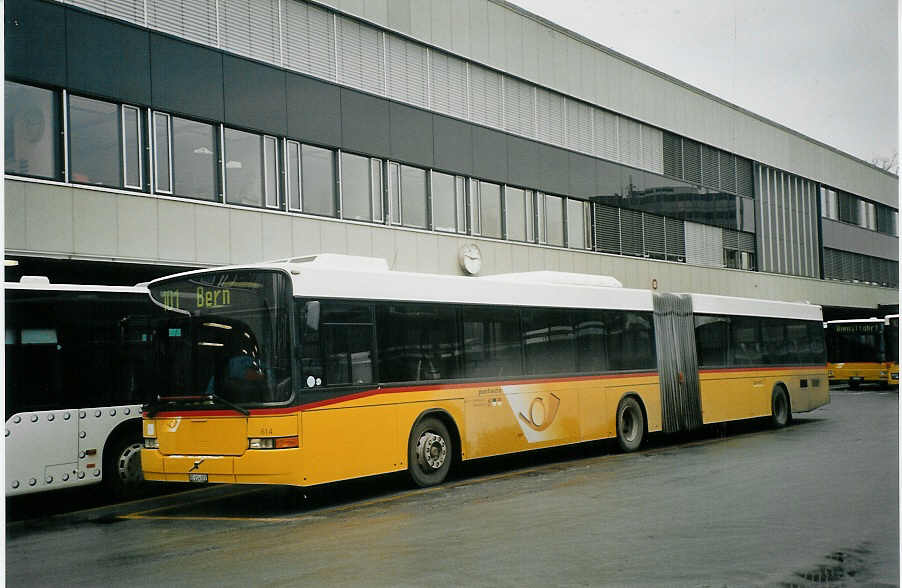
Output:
(825, 318), (884, 324)
(150, 254), (824, 319)
(689, 292), (822, 321)
(5, 276), (148, 294)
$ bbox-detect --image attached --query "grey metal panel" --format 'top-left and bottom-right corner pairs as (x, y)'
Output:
(66, 10), (151, 105)
(228, 209), (263, 264)
(822, 219), (899, 261)
(472, 126), (508, 184)
(117, 196), (158, 259)
(429, 0), (452, 50)
(6, 0), (67, 87)
(433, 114), (474, 176)
(360, 0), (387, 26)
(410, 0), (431, 41)
(195, 205), (230, 264)
(5, 181), (27, 251)
(507, 135), (539, 190)
(157, 200), (197, 262)
(568, 152), (596, 198)
(390, 102), (434, 168)
(503, 8), (524, 78)
(223, 56), (287, 136)
(286, 73), (341, 147)
(537, 143), (569, 195)
(450, 0), (470, 55)
(340, 88), (391, 157)
(521, 15), (539, 82)
(24, 183), (74, 254)
(387, 0), (412, 35)
(467, 0), (489, 63)
(73, 191), (117, 255)
(262, 214), (294, 260)
(487, 2), (506, 69)
(150, 33), (224, 122)
(551, 30), (569, 94)
(536, 23), (555, 88)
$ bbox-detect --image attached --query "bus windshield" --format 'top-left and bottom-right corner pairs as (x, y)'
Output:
(886, 317), (899, 363)
(826, 322), (884, 363)
(148, 270), (293, 406)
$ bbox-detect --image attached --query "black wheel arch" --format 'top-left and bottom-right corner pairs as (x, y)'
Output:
(619, 392), (649, 435)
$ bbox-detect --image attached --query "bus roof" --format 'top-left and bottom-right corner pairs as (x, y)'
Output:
(825, 318), (884, 325)
(5, 279), (148, 294)
(147, 254), (823, 319)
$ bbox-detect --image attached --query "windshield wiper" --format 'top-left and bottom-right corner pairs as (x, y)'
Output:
(206, 393), (250, 416)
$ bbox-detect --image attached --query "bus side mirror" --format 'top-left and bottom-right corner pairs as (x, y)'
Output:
(305, 301), (320, 332)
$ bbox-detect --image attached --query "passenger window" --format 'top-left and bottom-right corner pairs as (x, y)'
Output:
(299, 301), (374, 388)
(376, 303), (461, 383)
(462, 306), (522, 379)
(522, 308), (575, 375)
(694, 315), (730, 367)
(574, 310), (607, 372)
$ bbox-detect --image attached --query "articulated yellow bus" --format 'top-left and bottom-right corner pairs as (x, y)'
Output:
(825, 317), (898, 388)
(141, 254), (828, 488)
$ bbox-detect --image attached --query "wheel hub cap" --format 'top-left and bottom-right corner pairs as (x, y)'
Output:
(417, 432), (447, 471)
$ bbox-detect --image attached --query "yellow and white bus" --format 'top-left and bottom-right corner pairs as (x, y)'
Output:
(141, 254), (829, 488)
(825, 317), (898, 388)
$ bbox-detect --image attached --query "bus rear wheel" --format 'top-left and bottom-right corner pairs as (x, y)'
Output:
(408, 417), (452, 488)
(770, 386), (791, 428)
(616, 397), (645, 453)
(104, 436), (144, 498)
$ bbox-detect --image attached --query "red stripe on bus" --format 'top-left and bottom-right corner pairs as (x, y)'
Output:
(148, 371), (659, 417)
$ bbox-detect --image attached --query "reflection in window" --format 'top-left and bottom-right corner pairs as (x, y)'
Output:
(432, 171), (467, 233)
(264, 136), (279, 208)
(401, 165), (428, 229)
(122, 106), (142, 189)
(567, 198), (589, 249)
(224, 127), (262, 206)
(70, 95), (121, 187)
(302, 144), (335, 216)
(472, 180), (502, 238)
(286, 140), (301, 211)
(539, 193), (564, 247)
(5, 81), (61, 180)
(153, 112), (172, 193)
(340, 152), (382, 222)
(171, 116), (218, 201)
(505, 186), (534, 242)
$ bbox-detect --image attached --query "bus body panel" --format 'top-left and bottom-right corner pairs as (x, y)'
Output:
(827, 362), (887, 385)
(699, 367), (829, 424)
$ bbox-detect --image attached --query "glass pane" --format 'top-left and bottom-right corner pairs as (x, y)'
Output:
(574, 309), (606, 372)
(567, 199), (586, 249)
(523, 308), (575, 374)
(526, 191), (535, 242)
(224, 127), (262, 206)
(153, 112), (171, 192)
(479, 181), (502, 238)
(389, 163), (401, 224)
(505, 186), (526, 241)
(70, 95), (121, 187)
(462, 306), (522, 378)
(172, 117), (218, 201)
(287, 141), (301, 210)
(605, 311), (655, 370)
(371, 159), (384, 222)
(123, 107), (141, 188)
(302, 145), (335, 216)
(340, 152), (372, 221)
(5, 81), (60, 179)
(545, 194), (564, 246)
(377, 303), (461, 382)
(455, 177), (467, 233)
(432, 171), (457, 232)
(537, 191), (546, 243)
(264, 136), (279, 208)
(400, 165), (428, 228)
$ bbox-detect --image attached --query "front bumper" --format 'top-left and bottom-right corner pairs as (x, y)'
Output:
(141, 448), (302, 485)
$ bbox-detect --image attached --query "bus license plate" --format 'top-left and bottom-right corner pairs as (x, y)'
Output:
(188, 473), (208, 483)
(850, 376), (863, 382)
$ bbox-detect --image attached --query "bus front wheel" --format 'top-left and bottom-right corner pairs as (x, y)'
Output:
(770, 386), (791, 428)
(104, 435), (144, 498)
(408, 417), (452, 488)
(616, 396), (645, 453)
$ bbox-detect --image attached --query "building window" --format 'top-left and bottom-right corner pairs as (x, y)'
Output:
(301, 144), (336, 216)
(5, 81), (61, 180)
(264, 136), (279, 209)
(876, 204), (898, 236)
(471, 180), (502, 238)
(286, 140), (302, 211)
(820, 187), (838, 220)
(152, 112), (172, 193)
(538, 192), (564, 247)
(741, 251), (756, 271)
(340, 152), (383, 222)
(504, 186), (534, 242)
(432, 171), (466, 233)
(388, 163), (428, 229)
(224, 127), (263, 206)
(121, 106), (143, 190)
(69, 95), (123, 188)
(724, 248), (740, 269)
(566, 198), (590, 249)
(170, 116), (219, 202)
(837, 191), (859, 225)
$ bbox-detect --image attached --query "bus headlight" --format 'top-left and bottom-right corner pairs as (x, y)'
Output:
(144, 437), (159, 449)
(248, 436), (299, 449)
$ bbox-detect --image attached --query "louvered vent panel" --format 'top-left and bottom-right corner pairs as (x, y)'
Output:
(665, 218), (685, 260)
(663, 132), (682, 178)
(738, 231), (755, 252)
(386, 34), (427, 108)
(593, 204), (621, 254)
(282, 1), (336, 81)
(701, 144), (719, 188)
(593, 108), (618, 161)
(565, 98), (592, 154)
(683, 139), (702, 184)
(719, 151), (736, 193)
(643, 213), (666, 257)
(218, 0), (280, 64)
(822, 249), (837, 279)
(68, 0), (146, 25)
(684, 221), (723, 267)
(148, 0), (218, 47)
(503, 76), (535, 138)
(618, 118), (642, 168)
(722, 228), (739, 249)
(468, 65), (502, 129)
(640, 124), (663, 174)
(337, 16), (385, 95)
(736, 157), (754, 197)
(620, 209), (644, 257)
(841, 251), (854, 281)
(536, 88), (564, 145)
(219, 0), (251, 59)
(429, 51), (468, 120)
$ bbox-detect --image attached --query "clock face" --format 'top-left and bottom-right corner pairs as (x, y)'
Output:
(459, 244), (482, 275)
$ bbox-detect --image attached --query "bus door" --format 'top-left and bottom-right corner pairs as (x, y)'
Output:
(652, 293), (703, 433)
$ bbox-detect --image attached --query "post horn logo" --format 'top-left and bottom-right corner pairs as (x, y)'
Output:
(518, 393), (561, 432)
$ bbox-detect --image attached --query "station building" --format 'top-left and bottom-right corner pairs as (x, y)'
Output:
(4, 0), (898, 317)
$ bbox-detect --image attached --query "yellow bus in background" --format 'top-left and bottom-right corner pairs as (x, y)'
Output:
(141, 254), (829, 489)
(825, 317), (898, 389)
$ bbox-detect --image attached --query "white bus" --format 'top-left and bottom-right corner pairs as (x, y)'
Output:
(6, 277), (168, 497)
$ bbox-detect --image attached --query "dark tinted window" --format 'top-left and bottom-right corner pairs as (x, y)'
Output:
(522, 309), (575, 375)
(462, 306), (522, 379)
(299, 301), (374, 388)
(376, 303), (460, 382)
(695, 315), (729, 367)
(730, 316), (762, 366)
(605, 311), (656, 370)
(574, 310), (606, 372)
(826, 322), (883, 363)
(885, 318), (899, 363)
(173, 116), (218, 201)
(69, 95), (121, 187)
(5, 81), (61, 180)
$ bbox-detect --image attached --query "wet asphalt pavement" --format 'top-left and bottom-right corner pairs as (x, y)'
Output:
(6, 387), (899, 587)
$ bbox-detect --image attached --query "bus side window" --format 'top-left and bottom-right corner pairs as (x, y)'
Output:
(302, 301), (374, 388)
(694, 315), (729, 368)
